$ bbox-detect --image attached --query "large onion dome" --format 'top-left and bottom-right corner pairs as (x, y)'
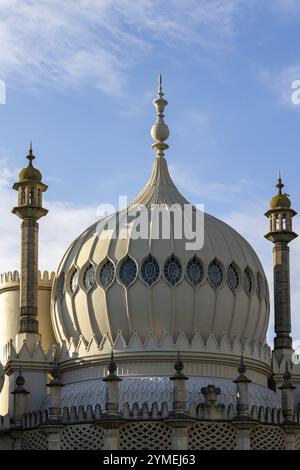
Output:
(51, 77), (269, 353)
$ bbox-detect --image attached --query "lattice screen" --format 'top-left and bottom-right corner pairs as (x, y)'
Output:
(295, 432), (300, 450)
(250, 425), (285, 450)
(60, 424), (104, 450)
(119, 422), (172, 450)
(188, 423), (237, 450)
(22, 430), (48, 450)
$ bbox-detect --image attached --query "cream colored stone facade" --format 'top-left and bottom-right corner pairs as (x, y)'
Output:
(1, 80), (300, 450)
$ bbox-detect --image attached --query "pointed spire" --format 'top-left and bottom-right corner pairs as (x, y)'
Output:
(276, 171), (284, 195)
(103, 350), (121, 382)
(27, 140), (35, 167)
(170, 351), (187, 380)
(238, 354), (246, 375)
(107, 350), (117, 377)
(151, 74), (169, 158)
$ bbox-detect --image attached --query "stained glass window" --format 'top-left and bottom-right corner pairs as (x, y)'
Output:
(141, 255), (160, 286)
(99, 259), (115, 288)
(164, 256), (182, 286)
(186, 257), (204, 286)
(84, 264), (95, 290)
(208, 260), (223, 288)
(227, 263), (240, 290)
(119, 257), (137, 287)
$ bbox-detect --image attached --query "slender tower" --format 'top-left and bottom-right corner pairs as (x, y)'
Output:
(12, 143), (48, 349)
(265, 173), (297, 360)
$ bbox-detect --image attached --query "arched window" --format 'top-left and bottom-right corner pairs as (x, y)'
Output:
(119, 257), (137, 287)
(84, 264), (95, 290)
(227, 263), (240, 290)
(99, 260), (115, 288)
(207, 259), (223, 288)
(141, 255), (160, 286)
(164, 255), (182, 286)
(186, 256), (204, 287)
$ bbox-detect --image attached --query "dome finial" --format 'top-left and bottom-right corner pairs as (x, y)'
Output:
(151, 74), (169, 158)
(276, 171), (284, 195)
(27, 140), (35, 167)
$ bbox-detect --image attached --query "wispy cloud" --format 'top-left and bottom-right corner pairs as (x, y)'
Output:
(224, 206), (300, 343)
(0, 158), (97, 272)
(0, 0), (245, 95)
(1, 156), (300, 342)
(169, 164), (249, 202)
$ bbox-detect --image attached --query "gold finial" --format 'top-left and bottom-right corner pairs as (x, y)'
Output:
(151, 74), (169, 158)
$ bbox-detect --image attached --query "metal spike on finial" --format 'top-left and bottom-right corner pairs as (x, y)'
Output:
(151, 74), (169, 158)
(276, 171), (284, 195)
(158, 74), (163, 97)
(27, 140), (35, 166)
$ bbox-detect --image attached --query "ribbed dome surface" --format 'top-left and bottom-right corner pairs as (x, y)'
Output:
(51, 154), (269, 349)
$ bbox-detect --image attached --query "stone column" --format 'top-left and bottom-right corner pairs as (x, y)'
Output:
(101, 351), (123, 450)
(279, 362), (296, 424)
(103, 351), (122, 416)
(233, 356), (254, 450)
(170, 352), (188, 415)
(102, 425), (120, 450)
(19, 218), (39, 335)
(11, 369), (29, 427)
(46, 366), (64, 422)
(234, 355), (252, 419)
(273, 243), (292, 351)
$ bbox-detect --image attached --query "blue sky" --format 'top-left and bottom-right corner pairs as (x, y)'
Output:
(1, 0), (300, 342)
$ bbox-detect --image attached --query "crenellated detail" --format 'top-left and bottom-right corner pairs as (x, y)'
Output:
(0, 270), (55, 288)
(58, 330), (271, 365)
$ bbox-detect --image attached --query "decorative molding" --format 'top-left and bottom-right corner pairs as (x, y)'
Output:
(58, 330), (271, 365)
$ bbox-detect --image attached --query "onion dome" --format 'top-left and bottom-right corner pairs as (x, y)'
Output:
(18, 142), (42, 183)
(269, 172), (291, 209)
(51, 77), (269, 352)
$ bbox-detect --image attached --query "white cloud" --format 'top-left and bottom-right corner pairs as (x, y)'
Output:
(169, 164), (247, 202)
(2, 155), (300, 344)
(222, 203), (300, 343)
(0, 158), (97, 273)
(170, 164), (300, 342)
(0, 0), (244, 95)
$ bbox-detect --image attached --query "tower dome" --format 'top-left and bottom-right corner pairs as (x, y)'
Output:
(18, 143), (42, 183)
(269, 173), (291, 209)
(51, 78), (270, 353)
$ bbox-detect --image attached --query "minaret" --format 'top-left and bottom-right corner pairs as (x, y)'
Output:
(12, 143), (48, 349)
(265, 173), (297, 360)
